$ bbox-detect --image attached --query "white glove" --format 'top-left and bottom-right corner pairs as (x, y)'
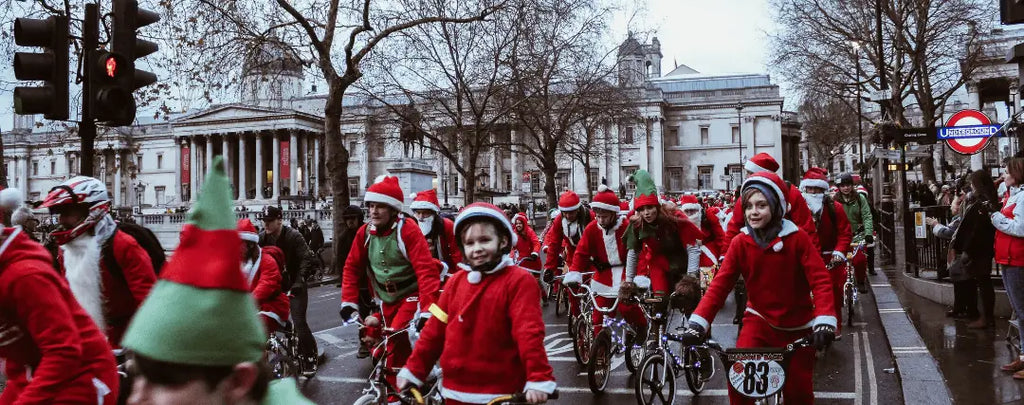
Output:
(563, 271), (583, 287)
(831, 251), (846, 264)
(634, 275), (652, 290)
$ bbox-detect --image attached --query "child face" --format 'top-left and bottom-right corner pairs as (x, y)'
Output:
(744, 191), (772, 229)
(461, 222), (508, 266)
(638, 205), (658, 224)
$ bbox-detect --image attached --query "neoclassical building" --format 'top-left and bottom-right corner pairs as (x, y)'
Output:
(4, 37), (799, 212)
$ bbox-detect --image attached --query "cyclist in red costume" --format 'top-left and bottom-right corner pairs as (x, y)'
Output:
(410, 188), (462, 283)
(512, 213), (542, 271)
(800, 167), (853, 336)
(542, 190), (593, 277)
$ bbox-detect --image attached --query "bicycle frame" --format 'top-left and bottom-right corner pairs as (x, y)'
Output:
(704, 337), (812, 403)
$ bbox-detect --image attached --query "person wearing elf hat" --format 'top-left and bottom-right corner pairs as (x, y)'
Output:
(410, 188), (462, 282)
(563, 185), (647, 337)
(122, 157), (313, 404)
(238, 219), (291, 335)
(835, 172), (873, 293)
(620, 170), (704, 314)
(724, 152), (818, 250)
(542, 190), (594, 278)
(679, 171), (837, 404)
(800, 167), (854, 337)
(338, 175), (441, 386)
(678, 194), (727, 272)
(397, 202), (556, 404)
(511, 212), (542, 271)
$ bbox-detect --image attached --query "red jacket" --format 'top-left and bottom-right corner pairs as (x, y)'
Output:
(696, 212), (726, 267)
(570, 216), (628, 296)
(426, 218), (462, 276)
(0, 228), (118, 405)
(725, 183), (818, 252)
(691, 220), (836, 332)
(634, 218), (705, 279)
(58, 230), (156, 346)
(815, 199), (852, 255)
(400, 263), (556, 400)
(512, 215), (542, 271)
(247, 249), (290, 326)
(992, 188), (1024, 266)
(341, 217), (441, 311)
(543, 211), (594, 272)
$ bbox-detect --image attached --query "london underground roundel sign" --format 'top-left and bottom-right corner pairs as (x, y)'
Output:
(937, 109), (1000, 155)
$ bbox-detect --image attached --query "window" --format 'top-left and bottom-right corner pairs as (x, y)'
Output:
(29, 192), (39, 201)
(50, 161), (56, 175)
(623, 126), (634, 144)
(505, 173), (512, 191)
(530, 171), (541, 194)
(450, 173), (460, 194)
(31, 161), (38, 176)
(69, 156), (77, 175)
(667, 167), (684, 191)
(157, 154), (164, 169)
(700, 126), (710, 145)
(349, 141), (357, 154)
(555, 170), (570, 192)
(839, 160), (846, 172)
(698, 166), (713, 189)
(665, 126), (679, 147)
(348, 177), (361, 197)
(137, 156), (143, 171)
(623, 166), (639, 194)
(732, 126), (740, 144)
(369, 136), (385, 158)
(729, 165), (742, 189)
(589, 169), (599, 191)
(154, 186), (166, 205)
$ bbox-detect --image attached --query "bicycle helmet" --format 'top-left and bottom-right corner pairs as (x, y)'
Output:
(41, 176), (112, 245)
(835, 173), (855, 186)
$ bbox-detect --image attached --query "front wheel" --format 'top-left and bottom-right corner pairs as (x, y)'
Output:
(635, 351), (676, 405)
(572, 316), (593, 366)
(555, 283), (570, 317)
(683, 345), (713, 394)
(352, 393), (377, 405)
(588, 331), (613, 393)
(625, 329), (645, 374)
(845, 284), (855, 327)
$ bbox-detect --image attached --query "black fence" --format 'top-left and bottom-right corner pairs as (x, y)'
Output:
(908, 205), (952, 278)
(876, 200), (897, 266)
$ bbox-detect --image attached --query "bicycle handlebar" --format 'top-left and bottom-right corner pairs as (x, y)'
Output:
(485, 390), (560, 405)
(573, 284), (622, 313)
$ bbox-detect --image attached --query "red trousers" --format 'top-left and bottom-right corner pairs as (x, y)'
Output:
(592, 296), (648, 337)
(729, 315), (816, 405)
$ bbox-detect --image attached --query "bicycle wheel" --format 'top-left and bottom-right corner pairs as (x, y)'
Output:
(845, 284), (855, 327)
(267, 336), (300, 379)
(352, 393), (377, 405)
(588, 331), (613, 393)
(683, 345), (714, 394)
(625, 329), (645, 374)
(555, 284), (569, 317)
(635, 351), (675, 405)
(572, 315), (593, 366)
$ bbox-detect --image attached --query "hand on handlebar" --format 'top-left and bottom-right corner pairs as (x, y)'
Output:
(339, 306), (358, 323)
(529, 252), (539, 261)
(680, 322), (706, 346)
(811, 324), (836, 350)
(525, 390), (548, 404)
(830, 251), (845, 265)
(618, 281), (636, 300)
(396, 376), (412, 390)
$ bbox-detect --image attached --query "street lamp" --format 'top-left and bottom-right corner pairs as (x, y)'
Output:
(851, 40), (865, 176)
(736, 103), (744, 181)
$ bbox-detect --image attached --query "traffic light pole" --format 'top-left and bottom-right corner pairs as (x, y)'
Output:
(80, 3), (98, 176)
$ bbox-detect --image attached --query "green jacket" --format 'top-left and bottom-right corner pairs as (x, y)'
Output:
(837, 192), (873, 241)
(262, 379), (315, 404)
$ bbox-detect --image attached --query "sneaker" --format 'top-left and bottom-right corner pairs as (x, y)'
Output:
(1002, 359), (1024, 372)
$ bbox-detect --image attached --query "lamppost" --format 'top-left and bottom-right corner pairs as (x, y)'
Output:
(851, 40), (865, 176)
(736, 103), (744, 181)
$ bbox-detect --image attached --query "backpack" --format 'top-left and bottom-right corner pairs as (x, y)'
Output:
(102, 222), (167, 282)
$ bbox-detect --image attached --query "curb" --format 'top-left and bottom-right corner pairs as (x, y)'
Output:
(870, 268), (953, 405)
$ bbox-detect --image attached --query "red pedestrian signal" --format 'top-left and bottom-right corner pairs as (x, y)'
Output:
(105, 56), (117, 78)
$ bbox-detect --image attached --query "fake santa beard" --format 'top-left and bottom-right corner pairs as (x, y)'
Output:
(418, 217), (433, 235)
(803, 193), (824, 215)
(62, 233), (106, 331)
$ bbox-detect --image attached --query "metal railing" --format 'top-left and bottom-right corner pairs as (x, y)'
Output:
(909, 205), (952, 278)
(876, 200), (897, 266)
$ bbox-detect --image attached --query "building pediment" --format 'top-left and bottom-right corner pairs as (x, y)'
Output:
(171, 103), (324, 136)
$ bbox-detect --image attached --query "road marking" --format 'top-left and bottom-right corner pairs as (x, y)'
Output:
(877, 308), (906, 313)
(318, 291), (340, 298)
(861, 331), (879, 405)
(545, 323), (568, 328)
(316, 332), (343, 346)
(854, 330), (863, 405)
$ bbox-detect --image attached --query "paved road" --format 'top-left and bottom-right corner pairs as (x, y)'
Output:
(298, 280), (903, 404)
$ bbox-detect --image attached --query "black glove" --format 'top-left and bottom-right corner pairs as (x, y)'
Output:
(811, 324), (836, 350)
(529, 252), (539, 261)
(339, 306), (358, 323)
(680, 322), (706, 346)
(864, 234), (874, 244)
(416, 315), (429, 332)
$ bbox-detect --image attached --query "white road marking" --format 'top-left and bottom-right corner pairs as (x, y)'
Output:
(854, 330), (863, 405)
(318, 291), (340, 298)
(316, 332), (343, 346)
(862, 331), (879, 405)
(877, 308), (906, 313)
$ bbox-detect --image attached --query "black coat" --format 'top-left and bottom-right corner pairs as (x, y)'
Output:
(951, 200), (996, 277)
(259, 225), (314, 290)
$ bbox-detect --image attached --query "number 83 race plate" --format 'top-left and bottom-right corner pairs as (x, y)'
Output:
(726, 352), (786, 398)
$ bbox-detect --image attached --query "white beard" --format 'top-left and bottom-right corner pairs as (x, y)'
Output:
(62, 234), (106, 331)
(418, 218), (433, 235)
(803, 193), (824, 215)
(687, 213), (701, 226)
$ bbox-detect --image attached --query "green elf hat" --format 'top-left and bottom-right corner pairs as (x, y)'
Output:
(631, 169), (660, 209)
(122, 156), (264, 366)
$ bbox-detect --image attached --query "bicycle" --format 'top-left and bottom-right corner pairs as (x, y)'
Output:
(265, 317), (309, 380)
(401, 388), (560, 405)
(571, 284), (646, 393)
(633, 291), (715, 404)
(563, 273), (596, 367)
(706, 336), (813, 404)
(349, 317), (441, 405)
(844, 243), (866, 327)
(1008, 311), (1021, 360)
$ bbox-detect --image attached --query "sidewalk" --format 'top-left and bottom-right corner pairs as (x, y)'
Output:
(885, 225), (1024, 404)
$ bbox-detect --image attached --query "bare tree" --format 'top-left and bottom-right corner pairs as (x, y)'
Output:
(799, 96), (860, 170)
(560, 82), (636, 199)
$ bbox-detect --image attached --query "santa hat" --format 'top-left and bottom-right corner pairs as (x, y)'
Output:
(409, 188), (440, 213)
(678, 194), (701, 213)
(237, 218), (259, 243)
(856, 185), (869, 196)
(631, 169), (660, 209)
(799, 167), (831, 191)
(122, 156), (265, 366)
(365, 175), (405, 212)
(590, 184), (620, 213)
(454, 203), (517, 284)
(512, 212), (529, 226)
(619, 200), (631, 212)
(558, 190), (582, 211)
(742, 171), (788, 216)
(744, 152), (780, 173)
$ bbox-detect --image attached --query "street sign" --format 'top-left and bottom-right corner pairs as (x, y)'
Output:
(872, 148), (901, 160)
(938, 109), (999, 155)
(522, 182), (531, 194)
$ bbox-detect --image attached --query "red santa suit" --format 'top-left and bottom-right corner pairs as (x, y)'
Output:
(399, 203), (555, 403)
(801, 167), (853, 333)
(691, 172), (836, 405)
(0, 227), (119, 405)
(512, 213), (542, 271)
(726, 153), (819, 253)
(679, 195), (726, 268)
(59, 220), (156, 347)
(411, 189), (462, 279)
(542, 191), (593, 275)
(239, 219), (291, 335)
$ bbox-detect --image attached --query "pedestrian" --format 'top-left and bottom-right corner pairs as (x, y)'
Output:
(397, 202), (556, 403)
(954, 171), (998, 329)
(993, 158), (1024, 378)
(801, 167), (853, 336)
(239, 219), (290, 335)
(259, 206), (319, 375)
(680, 171), (836, 404)
(409, 188), (462, 283)
(338, 205), (374, 358)
(121, 159), (313, 403)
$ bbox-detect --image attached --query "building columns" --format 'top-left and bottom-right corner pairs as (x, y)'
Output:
(204, 135), (213, 187)
(510, 129), (519, 195)
(289, 130), (298, 195)
(238, 133), (248, 201)
(221, 135), (231, 194)
(189, 137), (198, 202)
(313, 135), (320, 198)
(113, 153), (122, 206)
(649, 117), (664, 188)
(255, 133), (265, 200)
(273, 133), (281, 199)
(175, 138), (182, 204)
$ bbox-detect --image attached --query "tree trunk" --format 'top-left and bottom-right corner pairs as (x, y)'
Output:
(325, 81), (352, 278)
(0, 130), (7, 188)
(543, 160), (558, 208)
(583, 154), (593, 200)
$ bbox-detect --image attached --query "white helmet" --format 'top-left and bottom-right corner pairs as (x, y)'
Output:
(41, 176), (112, 245)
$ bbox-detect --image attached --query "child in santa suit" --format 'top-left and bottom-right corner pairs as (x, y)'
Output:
(0, 189), (120, 404)
(681, 172), (837, 405)
(239, 219), (291, 335)
(800, 168), (853, 335)
(410, 188), (462, 282)
(563, 186), (647, 336)
(542, 190), (594, 277)
(621, 170), (704, 314)
(723, 153), (818, 251)
(678, 194), (726, 271)
(398, 203), (556, 404)
(512, 213), (542, 271)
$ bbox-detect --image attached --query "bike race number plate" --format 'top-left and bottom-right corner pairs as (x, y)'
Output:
(726, 352), (786, 398)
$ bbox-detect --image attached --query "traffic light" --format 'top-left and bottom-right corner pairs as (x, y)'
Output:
(91, 50), (135, 125)
(1002, 0), (1024, 25)
(97, 0), (159, 126)
(12, 16), (69, 120)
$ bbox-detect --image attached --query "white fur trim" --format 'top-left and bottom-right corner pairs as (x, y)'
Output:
(597, 184), (612, 193)
(92, 377), (111, 405)
(62, 233), (106, 331)
(258, 311), (287, 327)
(558, 201), (582, 211)
(364, 191), (404, 211)
(633, 275), (651, 290)
(680, 203), (702, 212)
(563, 271), (583, 286)
(467, 271), (482, 284)
(799, 178), (830, 191)
(813, 315), (838, 329)
(590, 202), (620, 213)
(742, 176), (788, 215)
(744, 160), (773, 173)
(602, 219), (623, 267)
(239, 232), (259, 242)
(689, 314), (710, 331)
(778, 219), (799, 237)
(374, 174), (388, 183)
(590, 269), (624, 297)
(772, 241), (784, 252)
(242, 250), (262, 286)
(397, 368), (424, 388)
(745, 307), (815, 331)
(523, 380), (557, 394)
(410, 200), (440, 212)
(440, 386), (506, 404)
(0, 188), (24, 212)
(0, 227), (22, 259)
